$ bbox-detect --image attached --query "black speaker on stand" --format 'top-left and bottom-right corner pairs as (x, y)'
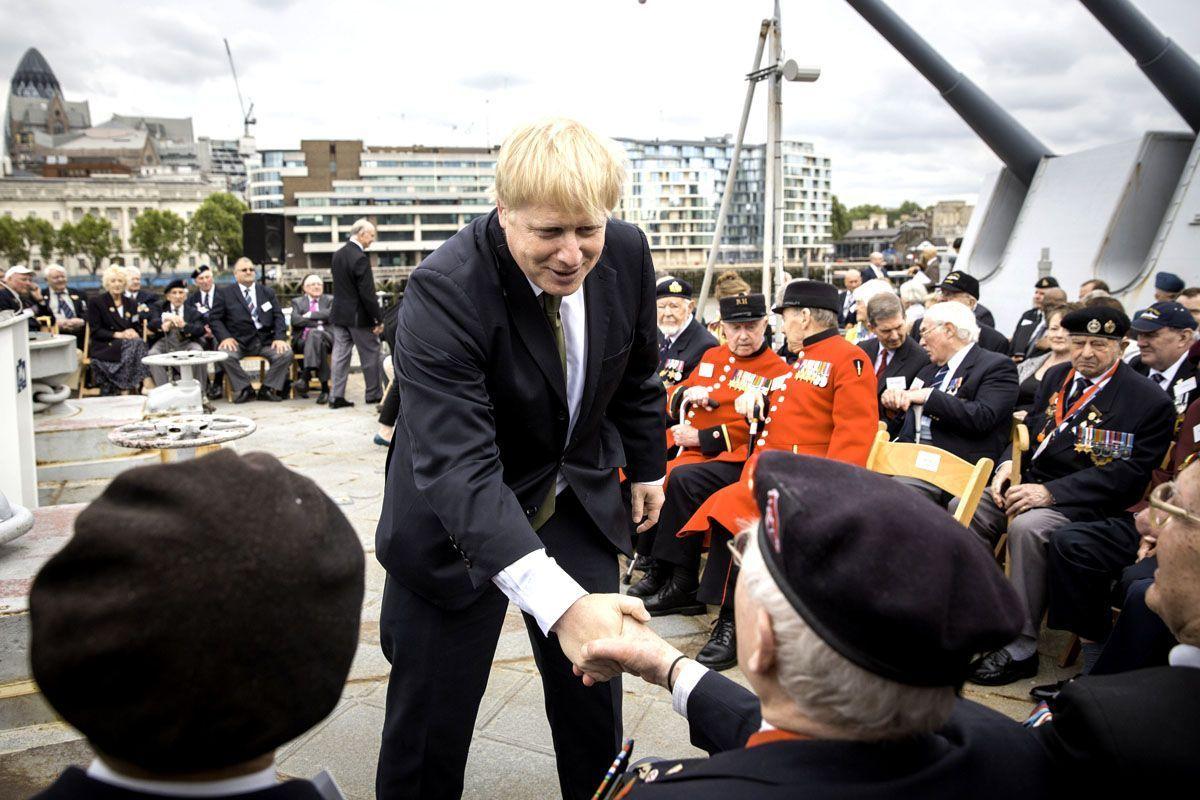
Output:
(242, 213), (286, 267)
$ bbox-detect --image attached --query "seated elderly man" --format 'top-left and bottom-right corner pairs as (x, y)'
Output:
(1129, 300), (1198, 411)
(926, 271), (1010, 354)
(1036, 455), (1200, 790)
(843, 278), (893, 344)
(580, 452), (1051, 798)
(29, 450), (364, 799)
(656, 276), (716, 387)
(857, 292), (930, 437)
(966, 306), (1175, 686)
(882, 301), (1017, 506)
(0, 264), (51, 332)
(290, 273), (334, 403)
(146, 279), (210, 396)
(43, 263), (86, 344)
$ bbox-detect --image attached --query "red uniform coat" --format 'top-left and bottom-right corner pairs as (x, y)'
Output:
(679, 328), (879, 539)
(665, 343), (791, 477)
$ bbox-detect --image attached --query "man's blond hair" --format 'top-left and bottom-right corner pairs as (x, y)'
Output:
(493, 118), (626, 221)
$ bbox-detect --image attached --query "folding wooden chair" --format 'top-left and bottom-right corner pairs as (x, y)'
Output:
(865, 430), (994, 527)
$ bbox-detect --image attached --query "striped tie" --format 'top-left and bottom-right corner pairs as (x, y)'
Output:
(244, 288), (260, 327)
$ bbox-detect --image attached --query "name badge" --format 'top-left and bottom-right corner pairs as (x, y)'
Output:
(197, 304), (209, 314)
(1019, 319), (1033, 326)
(261, 301), (273, 312)
(886, 376), (907, 392)
(910, 378), (925, 391)
(698, 362), (714, 378)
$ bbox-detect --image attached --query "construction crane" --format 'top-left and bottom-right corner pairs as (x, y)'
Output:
(223, 38), (256, 137)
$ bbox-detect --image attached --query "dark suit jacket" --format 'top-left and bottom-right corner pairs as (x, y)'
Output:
(1039, 665), (1200, 791)
(659, 316), (716, 384)
(289, 294), (333, 349)
(626, 670), (1053, 798)
(898, 344), (1019, 464)
(85, 293), (145, 362)
(1, 284), (50, 332)
(376, 211), (665, 608)
(1023, 361), (1175, 522)
(186, 287), (218, 316)
(31, 767), (323, 800)
(330, 240), (382, 328)
(858, 336), (931, 436)
(1009, 307), (1044, 358)
(1131, 353), (1198, 411)
(147, 299), (205, 341)
(837, 289), (857, 326)
(209, 282), (287, 349)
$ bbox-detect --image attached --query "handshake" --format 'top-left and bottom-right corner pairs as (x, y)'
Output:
(552, 593), (686, 689)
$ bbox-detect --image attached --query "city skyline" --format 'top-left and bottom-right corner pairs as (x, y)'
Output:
(1, 0), (1198, 208)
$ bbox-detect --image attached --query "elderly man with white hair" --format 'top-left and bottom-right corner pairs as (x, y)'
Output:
(328, 218), (384, 409)
(42, 264), (86, 340)
(1, 264), (50, 332)
(882, 301), (1018, 509)
(579, 452), (1052, 798)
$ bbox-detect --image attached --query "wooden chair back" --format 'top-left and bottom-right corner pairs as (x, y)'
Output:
(866, 431), (993, 527)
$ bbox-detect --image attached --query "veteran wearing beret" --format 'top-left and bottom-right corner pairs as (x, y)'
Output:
(656, 276), (717, 387)
(965, 306), (1176, 685)
(630, 293), (790, 667)
(29, 450), (365, 800)
(582, 453), (1053, 798)
(1153, 271), (1185, 303)
(146, 278), (211, 395)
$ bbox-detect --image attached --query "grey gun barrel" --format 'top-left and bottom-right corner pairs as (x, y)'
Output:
(1080, 0), (1200, 133)
(845, 0), (1053, 186)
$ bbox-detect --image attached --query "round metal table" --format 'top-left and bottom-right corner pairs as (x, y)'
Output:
(108, 414), (256, 461)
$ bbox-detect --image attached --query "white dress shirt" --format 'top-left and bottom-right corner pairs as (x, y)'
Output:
(197, 288), (214, 311)
(87, 759), (277, 797)
(1149, 351), (1188, 390)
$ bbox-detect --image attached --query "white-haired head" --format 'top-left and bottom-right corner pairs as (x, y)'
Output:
(922, 301), (979, 343)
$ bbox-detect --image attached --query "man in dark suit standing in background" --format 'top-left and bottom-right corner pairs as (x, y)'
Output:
(655, 276), (716, 387)
(857, 292), (930, 436)
(209, 257), (292, 403)
(1010, 276), (1060, 362)
(375, 119), (666, 800)
(329, 218), (384, 409)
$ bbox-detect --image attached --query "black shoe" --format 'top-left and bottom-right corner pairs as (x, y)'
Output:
(365, 395), (383, 405)
(316, 391), (329, 405)
(632, 554), (655, 572)
(643, 567), (706, 617)
(1029, 676), (1076, 702)
(206, 384), (224, 400)
(696, 608), (737, 671)
(233, 387), (256, 404)
(329, 397), (354, 409)
(967, 649), (1039, 686)
(627, 560), (668, 600)
(257, 387), (283, 402)
(294, 382), (309, 399)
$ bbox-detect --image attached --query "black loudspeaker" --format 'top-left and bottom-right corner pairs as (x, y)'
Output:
(242, 213), (286, 264)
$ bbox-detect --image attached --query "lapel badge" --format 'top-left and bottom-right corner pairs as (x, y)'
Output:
(853, 358), (863, 377)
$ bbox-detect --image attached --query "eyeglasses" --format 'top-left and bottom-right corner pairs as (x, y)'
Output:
(1148, 481), (1200, 529)
(726, 530), (751, 567)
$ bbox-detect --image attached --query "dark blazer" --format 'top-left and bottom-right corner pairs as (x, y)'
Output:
(1009, 307), (1044, 358)
(31, 766), (324, 800)
(898, 344), (1019, 464)
(186, 287), (219, 317)
(0, 284), (50, 332)
(837, 289), (857, 326)
(330, 240), (382, 328)
(289, 294), (333, 349)
(1023, 361), (1175, 522)
(1131, 353), (1198, 411)
(658, 316), (716, 385)
(125, 288), (159, 312)
(1038, 665), (1200, 791)
(147, 299), (206, 341)
(859, 336), (931, 436)
(376, 211), (666, 608)
(209, 282), (287, 349)
(626, 670), (1053, 798)
(86, 293), (145, 362)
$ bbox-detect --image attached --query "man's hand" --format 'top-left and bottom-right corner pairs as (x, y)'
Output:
(372, 323), (384, 336)
(631, 482), (665, 534)
(1004, 483), (1053, 517)
(218, 338), (238, 352)
(905, 387), (932, 406)
(574, 620), (685, 688)
(61, 318), (84, 332)
(681, 386), (714, 410)
(553, 594), (650, 682)
(733, 389), (764, 421)
(271, 339), (289, 355)
(670, 424), (700, 448)
(880, 387), (909, 412)
(29, 285), (43, 302)
(991, 461), (1013, 508)
(1134, 509), (1156, 562)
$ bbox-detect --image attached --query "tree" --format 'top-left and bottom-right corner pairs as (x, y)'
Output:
(55, 221), (78, 266)
(0, 216), (26, 265)
(130, 209), (187, 274)
(21, 217), (57, 264)
(73, 214), (118, 275)
(830, 195), (850, 241)
(188, 192), (247, 270)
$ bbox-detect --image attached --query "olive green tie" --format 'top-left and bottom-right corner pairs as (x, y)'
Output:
(531, 293), (565, 531)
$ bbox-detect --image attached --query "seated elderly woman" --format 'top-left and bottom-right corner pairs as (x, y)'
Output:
(1015, 302), (1079, 416)
(289, 273), (333, 403)
(899, 278), (929, 328)
(845, 278), (894, 345)
(85, 265), (150, 395)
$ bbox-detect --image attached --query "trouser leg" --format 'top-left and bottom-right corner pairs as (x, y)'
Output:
(651, 460), (744, 570)
(376, 577), (507, 800)
(259, 342), (293, 390)
(148, 339), (171, 385)
(1046, 516), (1139, 641)
(959, 489), (1008, 552)
(1004, 508), (1070, 653)
(1090, 576), (1177, 676)
(697, 523), (738, 608)
(351, 326), (383, 400)
(893, 475), (951, 507)
(330, 325), (354, 399)
(221, 343), (251, 393)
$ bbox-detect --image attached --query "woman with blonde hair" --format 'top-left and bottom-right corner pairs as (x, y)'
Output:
(85, 265), (150, 395)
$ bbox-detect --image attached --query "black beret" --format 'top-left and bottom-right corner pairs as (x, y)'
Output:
(1155, 271), (1184, 293)
(1062, 306), (1130, 339)
(751, 452), (1023, 687)
(30, 450), (364, 774)
(656, 276), (693, 299)
(1035, 276), (1059, 289)
(772, 279), (839, 314)
(190, 265), (211, 279)
(935, 270), (980, 300)
(719, 293), (767, 321)
(1130, 300), (1198, 332)
(165, 279), (186, 292)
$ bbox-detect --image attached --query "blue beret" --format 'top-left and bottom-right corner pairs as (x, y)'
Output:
(1155, 272), (1185, 293)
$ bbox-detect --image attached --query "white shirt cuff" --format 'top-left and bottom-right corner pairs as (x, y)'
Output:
(670, 660), (710, 719)
(492, 549), (587, 636)
(635, 477), (665, 487)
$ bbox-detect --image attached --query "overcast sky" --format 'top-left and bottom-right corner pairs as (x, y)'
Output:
(3, 0), (1197, 206)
